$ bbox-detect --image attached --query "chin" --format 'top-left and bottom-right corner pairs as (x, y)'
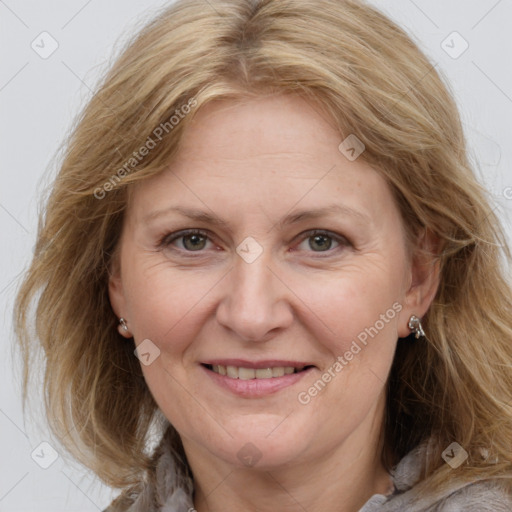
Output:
(208, 421), (312, 470)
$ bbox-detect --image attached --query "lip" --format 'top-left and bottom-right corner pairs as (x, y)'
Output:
(200, 363), (315, 398)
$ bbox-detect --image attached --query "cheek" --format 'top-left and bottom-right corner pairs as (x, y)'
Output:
(298, 257), (405, 354)
(120, 258), (218, 432)
(121, 255), (218, 350)
(292, 262), (403, 434)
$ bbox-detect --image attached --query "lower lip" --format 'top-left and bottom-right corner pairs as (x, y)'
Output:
(201, 365), (314, 397)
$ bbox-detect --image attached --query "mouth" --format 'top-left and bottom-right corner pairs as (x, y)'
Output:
(201, 362), (315, 380)
(200, 360), (316, 397)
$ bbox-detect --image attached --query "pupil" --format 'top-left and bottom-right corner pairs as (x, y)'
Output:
(184, 234), (206, 251)
(310, 234), (331, 251)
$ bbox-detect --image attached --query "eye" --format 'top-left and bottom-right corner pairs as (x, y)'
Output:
(295, 230), (350, 254)
(159, 228), (351, 256)
(160, 229), (214, 252)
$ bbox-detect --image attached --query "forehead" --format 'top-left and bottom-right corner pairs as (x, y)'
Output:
(128, 95), (400, 231)
(178, 95), (339, 160)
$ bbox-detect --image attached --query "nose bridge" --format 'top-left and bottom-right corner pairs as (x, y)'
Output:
(216, 245), (292, 342)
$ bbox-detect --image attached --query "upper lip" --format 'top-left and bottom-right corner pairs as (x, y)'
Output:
(202, 359), (315, 369)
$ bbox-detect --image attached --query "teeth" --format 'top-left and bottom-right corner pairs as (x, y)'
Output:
(210, 365), (307, 379)
(256, 368), (273, 379)
(272, 367), (285, 377)
(226, 365), (238, 378)
(238, 367), (255, 380)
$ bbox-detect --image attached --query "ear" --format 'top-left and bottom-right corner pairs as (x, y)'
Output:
(108, 254), (132, 338)
(398, 229), (441, 338)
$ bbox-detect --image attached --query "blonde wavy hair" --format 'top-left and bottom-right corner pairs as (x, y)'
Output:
(15, 0), (512, 501)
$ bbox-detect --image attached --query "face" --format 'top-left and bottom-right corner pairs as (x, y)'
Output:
(109, 94), (430, 471)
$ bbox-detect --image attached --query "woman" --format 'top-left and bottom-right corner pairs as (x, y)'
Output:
(15, 0), (512, 510)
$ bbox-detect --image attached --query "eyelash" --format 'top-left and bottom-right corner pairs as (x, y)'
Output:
(158, 228), (352, 257)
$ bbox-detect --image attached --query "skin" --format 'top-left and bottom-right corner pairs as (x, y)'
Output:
(109, 94), (440, 512)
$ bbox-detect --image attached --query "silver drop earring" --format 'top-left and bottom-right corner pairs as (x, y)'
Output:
(119, 317), (129, 331)
(408, 315), (425, 339)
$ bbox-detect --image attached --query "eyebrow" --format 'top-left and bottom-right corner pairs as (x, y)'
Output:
(143, 204), (371, 228)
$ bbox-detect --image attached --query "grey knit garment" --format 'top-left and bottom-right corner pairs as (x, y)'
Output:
(106, 437), (512, 511)
(359, 442), (512, 511)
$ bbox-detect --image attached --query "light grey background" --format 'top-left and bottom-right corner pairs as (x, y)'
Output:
(1, 0), (511, 510)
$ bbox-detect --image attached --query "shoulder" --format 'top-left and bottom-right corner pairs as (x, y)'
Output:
(373, 479), (512, 512)
(102, 439), (194, 512)
(365, 440), (512, 512)
(434, 480), (512, 511)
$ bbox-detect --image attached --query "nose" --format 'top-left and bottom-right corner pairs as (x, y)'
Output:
(215, 250), (294, 343)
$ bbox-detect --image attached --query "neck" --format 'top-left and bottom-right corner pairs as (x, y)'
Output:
(185, 394), (393, 512)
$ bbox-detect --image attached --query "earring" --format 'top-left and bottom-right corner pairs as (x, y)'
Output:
(119, 318), (128, 331)
(408, 315), (425, 339)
